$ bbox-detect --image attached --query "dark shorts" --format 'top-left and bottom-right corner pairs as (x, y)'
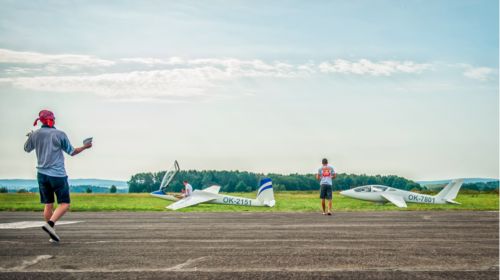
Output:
(320, 184), (333, 200)
(37, 173), (71, 204)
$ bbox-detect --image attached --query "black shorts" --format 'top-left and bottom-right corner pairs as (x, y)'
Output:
(320, 184), (333, 200)
(37, 173), (71, 204)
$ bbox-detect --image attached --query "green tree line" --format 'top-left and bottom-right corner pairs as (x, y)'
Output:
(462, 181), (499, 192)
(128, 170), (422, 193)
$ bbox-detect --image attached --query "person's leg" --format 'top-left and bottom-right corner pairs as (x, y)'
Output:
(38, 173), (61, 241)
(320, 184), (326, 214)
(327, 186), (333, 214)
(44, 204), (54, 221)
(50, 203), (70, 223)
(38, 173), (55, 221)
(50, 176), (71, 225)
(41, 176), (70, 242)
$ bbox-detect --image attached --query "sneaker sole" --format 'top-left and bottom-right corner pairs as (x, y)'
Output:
(42, 226), (60, 242)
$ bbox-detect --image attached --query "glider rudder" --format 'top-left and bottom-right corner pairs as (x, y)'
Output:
(435, 179), (464, 204)
(256, 178), (276, 207)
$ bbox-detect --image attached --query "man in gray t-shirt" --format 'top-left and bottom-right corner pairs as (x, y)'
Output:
(182, 181), (193, 198)
(24, 110), (92, 242)
(316, 158), (336, 215)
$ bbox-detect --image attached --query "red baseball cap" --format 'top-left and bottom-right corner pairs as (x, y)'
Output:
(33, 110), (55, 127)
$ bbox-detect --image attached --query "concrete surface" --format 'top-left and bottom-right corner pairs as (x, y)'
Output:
(0, 211), (498, 279)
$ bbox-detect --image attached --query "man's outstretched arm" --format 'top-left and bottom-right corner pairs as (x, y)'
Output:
(71, 143), (92, 156)
(24, 132), (34, 153)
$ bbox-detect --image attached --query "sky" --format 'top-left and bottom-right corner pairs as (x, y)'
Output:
(0, 0), (498, 181)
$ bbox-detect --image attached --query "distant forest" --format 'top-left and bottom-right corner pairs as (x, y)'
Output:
(128, 170), (425, 193)
(0, 185), (125, 194)
(454, 181), (498, 192)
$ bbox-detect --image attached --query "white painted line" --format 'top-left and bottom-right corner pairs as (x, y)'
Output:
(168, 257), (207, 271)
(10, 255), (53, 271)
(0, 221), (82, 229)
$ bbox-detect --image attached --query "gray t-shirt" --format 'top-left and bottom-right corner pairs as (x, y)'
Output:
(185, 183), (193, 197)
(318, 165), (335, 186)
(24, 127), (75, 177)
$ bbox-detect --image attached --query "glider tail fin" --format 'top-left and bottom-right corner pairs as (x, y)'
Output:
(256, 178), (275, 207)
(435, 179), (464, 204)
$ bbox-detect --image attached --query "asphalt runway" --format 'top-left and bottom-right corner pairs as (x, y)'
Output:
(0, 211), (498, 279)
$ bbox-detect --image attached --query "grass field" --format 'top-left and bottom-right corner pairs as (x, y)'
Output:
(0, 191), (498, 212)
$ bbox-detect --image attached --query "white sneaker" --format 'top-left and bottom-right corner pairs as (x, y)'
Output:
(42, 223), (60, 242)
(49, 238), (59, 243)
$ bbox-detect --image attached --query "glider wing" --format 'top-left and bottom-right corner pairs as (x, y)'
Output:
(203, 185), (221, 194)
(381, 193), (408, 208)
(167, 191), (218, 210)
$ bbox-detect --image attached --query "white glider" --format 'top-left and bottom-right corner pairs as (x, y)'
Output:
(171, 179), (274, 210)
(149, 161), (275, 210)
(339, 179), (464, 208)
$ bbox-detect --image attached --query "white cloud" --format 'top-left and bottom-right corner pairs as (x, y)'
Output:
(0, 59), (313, 100)
(319, 59), (431, 76)
(3, 48), (495, 101)
(0, 53), (318, 100)
(0, 49), (115, 67)
(120, 57), (185, 65)
(463, 67), (495, 81)
(120, 57), (309, 77)
(0, 67), (225, 99)
(3, 66), (44, 75)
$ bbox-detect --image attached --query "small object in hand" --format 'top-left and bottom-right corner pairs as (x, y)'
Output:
(83, 137), (93, 145)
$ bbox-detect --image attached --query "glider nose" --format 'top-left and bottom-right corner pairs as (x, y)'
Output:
(150, 190), (165, 197)
(339, 189), (353, 197)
